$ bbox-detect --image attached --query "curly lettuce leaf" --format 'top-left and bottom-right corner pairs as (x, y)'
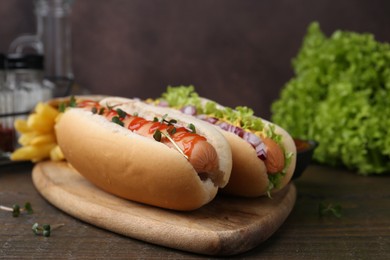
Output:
(160, 85), (265, 132)
(271, 22), (390, 175)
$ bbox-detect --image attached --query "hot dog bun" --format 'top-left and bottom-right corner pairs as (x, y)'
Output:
(155, 87), (297, 197)
(55, 97), (232, 211)
(189, 97), (296, 197)
(221, 119), (296, 197)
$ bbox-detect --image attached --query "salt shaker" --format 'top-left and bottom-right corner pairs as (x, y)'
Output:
(6, 54), (52, 114)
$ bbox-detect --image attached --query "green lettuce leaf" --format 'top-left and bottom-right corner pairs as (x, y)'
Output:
(160, 85), (265, 132)
(271, 22), (390, 175)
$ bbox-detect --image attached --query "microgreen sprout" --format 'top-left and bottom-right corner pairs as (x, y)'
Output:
(58, 96), (77, 112)
(105, 101), (123, 111)
(319, 201), (342, 218)
(12, 204), (20, 217)
(167, 126), (177, 135)
(161, 131), (188, 160)
(69, 96), (77, 107)
(116, 108), (127, 119)
(153, 129), (162, 142)
(32, 223), (64, 237)
(91, 107), (98, 114)
(152, 126), (188, 159)
(0, 202), (33, 217)
(187, 123), (196, 133)
(24, 202), (33, 214)
(58, 102), (66, 113)
(111, 116), (124, 127)
(166, 119), (177, 125)
(161, 114), (168, 122)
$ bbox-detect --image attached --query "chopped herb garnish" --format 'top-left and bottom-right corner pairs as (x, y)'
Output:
(168, 127), (177, 135)
(106, 102), (115, 110)
(111, 116), (124, 127)
(0, 202), (34, 217)
(24, 202), (33, 214)
(116, 108), (127, 119)
(32, 223), (51, 237)
(153, 129), (162, 141)
(69, 96), (77, 107)
(152, 126), (187, 159)
(58, 102), (66, 113)
(99, 107), (105, 115)
(167, 119), (177, 125)
(187, 123), (196, 133)
(319, 202), (342, 218)
(32, 223), (64, 237)
(58, 96), (79, 112)
(161, 114), (168, 122)
(12, 204), (20, 217)
(162, 131), (188, 159)
(155, 114), (178, 126)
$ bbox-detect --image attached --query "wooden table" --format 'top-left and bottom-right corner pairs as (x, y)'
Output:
(1, 162), (389, 259)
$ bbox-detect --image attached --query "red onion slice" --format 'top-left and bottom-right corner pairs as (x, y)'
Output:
(157, 100), (169, 107)
(216, 122), (229, 131)
(243, 131), (261, 147)
(256, 142), (267, 160)
(197, 115), (219, 124)
(194, 113), (268, 161)
(181, 105), (197, 116)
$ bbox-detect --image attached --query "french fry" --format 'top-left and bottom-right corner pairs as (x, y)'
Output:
(18, 132), (37, 146)
(11, 100), (65, 162)
(27, 113), (55, 133)
(30, 133), (56, 145)
(35, 102), (59, 121)
(10, 143), (56, 162)
(50, 145), (65, 161)
(14, 119), (32, 133)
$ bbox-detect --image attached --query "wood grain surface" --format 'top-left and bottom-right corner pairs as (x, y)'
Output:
(31, 161), (296, 256)
(1, 162), (389, 258)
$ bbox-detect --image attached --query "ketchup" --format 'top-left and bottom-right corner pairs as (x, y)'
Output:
(171, 128), (206, 156)
(79, 101), (207, 158)
(131, 117), (206, 157)
(148, 121), (168, 133)
(77, 100), (100, 108)
(128, 117), (151, 131)
(0, 124), (16, 152)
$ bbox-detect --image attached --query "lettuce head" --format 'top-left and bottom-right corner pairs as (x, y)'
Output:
(271, 22), (390, 175)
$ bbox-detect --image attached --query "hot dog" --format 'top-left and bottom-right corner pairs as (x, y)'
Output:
(55, 97), (232, 211)
(150, 86), (297, 197)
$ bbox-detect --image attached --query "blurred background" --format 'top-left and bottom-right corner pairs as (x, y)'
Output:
(0, 0), (389, 120)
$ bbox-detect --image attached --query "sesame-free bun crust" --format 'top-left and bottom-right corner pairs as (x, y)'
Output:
(220, 131), (269, 196)
(100, 97), (232, 187)
(220, 120), (296, 197)
(55, 106), (232, 211)
(196, 97), (296, 197)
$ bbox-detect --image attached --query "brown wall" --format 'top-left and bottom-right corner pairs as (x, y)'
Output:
(1, 0), (389, 119)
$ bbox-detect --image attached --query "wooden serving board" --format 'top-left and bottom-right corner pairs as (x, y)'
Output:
(32, 161), (296, 256)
